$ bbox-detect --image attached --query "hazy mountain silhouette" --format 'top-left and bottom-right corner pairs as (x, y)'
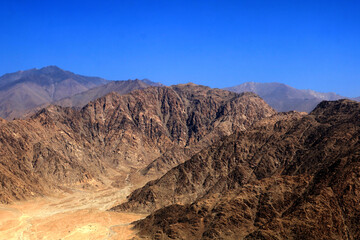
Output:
(224, 82), (344, 112)
(54, 79), (163, 108)
(0, 66), (108, 119)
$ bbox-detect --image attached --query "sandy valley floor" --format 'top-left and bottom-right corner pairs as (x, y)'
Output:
(0, 184), (146, 240)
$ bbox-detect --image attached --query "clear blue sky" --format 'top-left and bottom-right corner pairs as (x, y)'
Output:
(1, 0), (360, 96)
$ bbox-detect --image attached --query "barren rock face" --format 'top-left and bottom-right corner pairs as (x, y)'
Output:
(0, 84), (274, 203)
(111, 112), (306, 213)
(122, 99), (360, 240)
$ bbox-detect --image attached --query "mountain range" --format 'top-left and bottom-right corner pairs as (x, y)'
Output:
(54, 79), (162, 108)
(114, 99), (360, 239)
(0, 66), (162, 120)
(0, 66), (358, 119)
(224, 82), (345, 112)
(0, 66), (107, 119)
(0, 83), (274, 203)
(1, 66), (360, 239)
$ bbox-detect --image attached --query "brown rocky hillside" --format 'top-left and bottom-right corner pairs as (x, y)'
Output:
(114, 99), (360, 240)
(0, 84), (275, 203)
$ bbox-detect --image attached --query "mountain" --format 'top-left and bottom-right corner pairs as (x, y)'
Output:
(138, 84), (276, 178)
(114, 99), (360, 240)
(111, 112), (306, 213)
(0, 66), (108, 119)
(54, 79), (162, 108)
(0, 84), (275, 203)
(224, 82), (344, 113)
(140, 78), (164, 87)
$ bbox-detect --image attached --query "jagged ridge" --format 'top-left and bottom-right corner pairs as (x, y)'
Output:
(0, 84), (275, 203)
(118, 99), (360, 239)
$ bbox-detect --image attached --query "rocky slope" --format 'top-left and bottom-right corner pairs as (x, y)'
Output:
(111, 112), (305, 213)
(115, 99), (360, 239)
(139, 84), (276, 177)
(225, 82), (344, 112)
(0, 106), (107, 203)
(0, 84), (275, 203)
(0, 66), (108, 119)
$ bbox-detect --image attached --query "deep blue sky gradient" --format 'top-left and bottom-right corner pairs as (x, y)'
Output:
(1, 0), (360, 96)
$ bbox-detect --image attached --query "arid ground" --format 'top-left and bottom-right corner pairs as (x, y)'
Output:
(0, 184), (145, 240)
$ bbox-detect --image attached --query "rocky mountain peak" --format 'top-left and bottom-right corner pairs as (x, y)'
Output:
(38, 65), (64, 73)
(311, 99), (359, 116)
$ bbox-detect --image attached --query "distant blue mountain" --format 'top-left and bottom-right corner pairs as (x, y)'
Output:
(55, 79), (163, 108)
(0, 66), (108, 119)
(225, 82), (345, 113)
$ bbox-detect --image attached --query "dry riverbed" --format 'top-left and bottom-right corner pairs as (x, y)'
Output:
(0, 185), (146, 240)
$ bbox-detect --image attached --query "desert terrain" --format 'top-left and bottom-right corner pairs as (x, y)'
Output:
(0, 183), (145, 240)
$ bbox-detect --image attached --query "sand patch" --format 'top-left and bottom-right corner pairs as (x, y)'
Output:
(0, 186), (145, 240)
